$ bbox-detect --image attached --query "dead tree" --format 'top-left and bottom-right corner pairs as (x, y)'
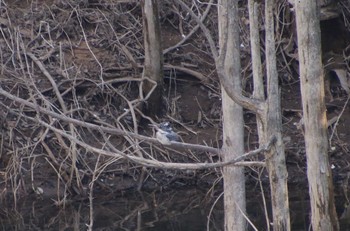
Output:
(295, 0), (339, 230)
(175, 0), (291, 230)
(262, 1), (291, 230)
(218, 1), (246, 230)
(141, 0), (163, 116)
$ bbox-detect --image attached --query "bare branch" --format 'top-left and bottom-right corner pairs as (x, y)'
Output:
(163, 0), (214, 55)
(164, 64), (207, 82)
(174, 0), (219, 59)
(0, 87), (219, 154)
(175, 0), (265, 115)
(5, 106), (272, 169)
(0, 87), (276, 170)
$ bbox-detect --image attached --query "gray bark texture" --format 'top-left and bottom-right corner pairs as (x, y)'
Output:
(248, 0), (264, 140)
(218, 1), (246, 230)
(141, 0), (163, 116)
(295, 0), (339, 230)
(263, 0), (291, 230)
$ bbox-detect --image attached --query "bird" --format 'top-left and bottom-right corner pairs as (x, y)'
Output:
(154, 122), (180, 145)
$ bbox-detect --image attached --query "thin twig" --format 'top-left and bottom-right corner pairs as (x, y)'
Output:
(329, 95), (350, 145)
(163, 0), (214, 55)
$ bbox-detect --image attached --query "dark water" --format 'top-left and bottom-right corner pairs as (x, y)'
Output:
(0, 188), (222, 231)
(1, 187), (350, 230)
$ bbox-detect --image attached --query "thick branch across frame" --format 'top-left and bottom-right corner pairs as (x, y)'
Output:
(0, 88), (274, 169)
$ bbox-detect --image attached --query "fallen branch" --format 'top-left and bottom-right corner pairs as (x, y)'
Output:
(164, 64), (207, 82)
(0, 87), (219, 154)
(4, 104), (272, 169)
(0, 87), (276, 169)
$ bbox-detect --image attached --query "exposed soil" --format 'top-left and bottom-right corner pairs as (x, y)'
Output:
(1, 1), (350, 226)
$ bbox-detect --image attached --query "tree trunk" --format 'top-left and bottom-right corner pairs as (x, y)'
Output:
(263, 0), (291, 230)
(141, 0), (163, 116)
(248, 0), (264, 139)
(173, 0), (290, 229)
(295, 1), (339, 230)
(218, 1), (246, 230)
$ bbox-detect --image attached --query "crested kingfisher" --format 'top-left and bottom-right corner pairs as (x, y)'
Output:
(154, 122), (180, 145)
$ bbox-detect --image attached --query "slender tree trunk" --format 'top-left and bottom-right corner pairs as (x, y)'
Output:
(174, 0), (290, 229)
(141, 0), (163, 116)
(263, 0), (291, 230)
(218, 1), (246, 230)
(295, 1), (339, 230)
(248, 0), (264, 139)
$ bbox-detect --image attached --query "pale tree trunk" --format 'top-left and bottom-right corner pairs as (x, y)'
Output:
(295, 1), (339, 230)
(141, 0), (163, 116)
(248, 0), (264, 138)
(174, 0), (290, 229)
(218, 1), (246, 230)
(262, 1), (291, 230)
(248, 1), (272, 228)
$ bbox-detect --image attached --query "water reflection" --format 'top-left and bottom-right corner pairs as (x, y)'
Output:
(1, 186), (350, 230)
(0, 188), (223, 231)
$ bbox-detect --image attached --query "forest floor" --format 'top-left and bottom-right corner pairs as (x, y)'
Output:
(1, 0), (350, 221)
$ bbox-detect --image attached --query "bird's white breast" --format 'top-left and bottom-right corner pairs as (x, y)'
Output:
(156, 130), (171, 145)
